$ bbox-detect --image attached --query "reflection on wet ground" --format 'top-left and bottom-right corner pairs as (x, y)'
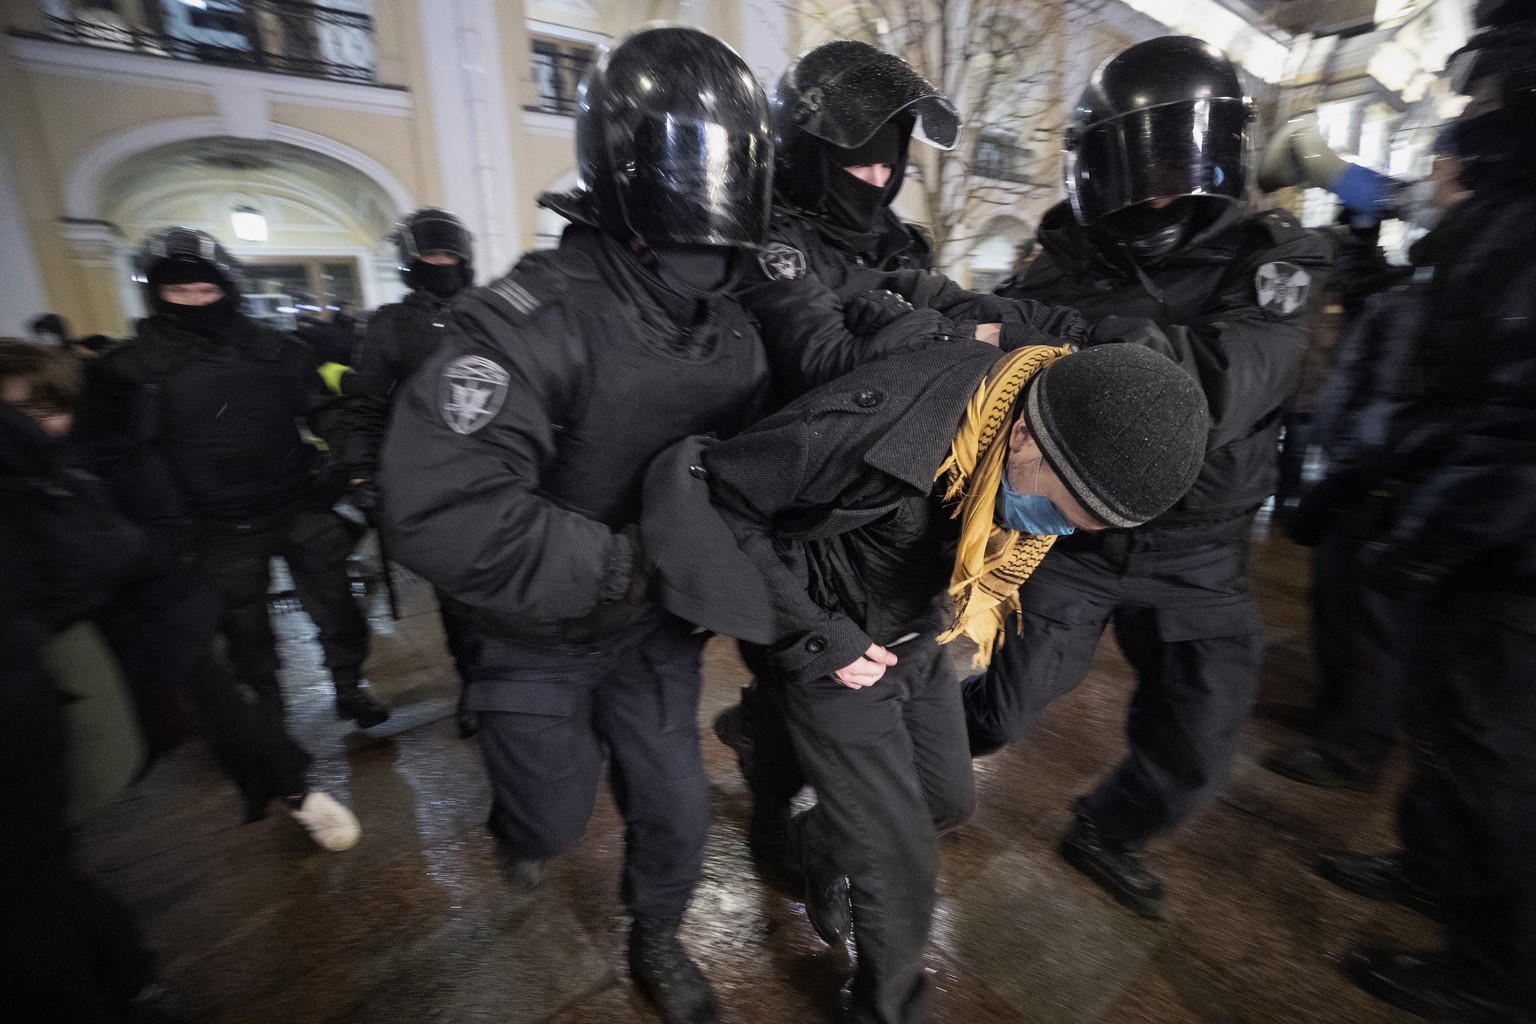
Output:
(77, 530), (1424, 1023)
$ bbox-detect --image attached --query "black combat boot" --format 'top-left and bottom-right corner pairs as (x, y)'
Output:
(1348, 948), (1529, 1024)
(787, 810), (851, 945)
(333, 672), (390, 728)
(1059, 806), (1165, 919)
(712, 702), (754, 781)
(1317, 850), (1443, 921)
(628, 917), (720, 1024)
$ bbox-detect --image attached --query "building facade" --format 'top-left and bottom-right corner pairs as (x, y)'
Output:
(0, 0), (1472, 338)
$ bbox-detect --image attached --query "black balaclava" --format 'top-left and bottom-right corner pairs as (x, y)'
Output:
(148, 256), (239, 336)
(412, 260), (468, 300)
(645, 243), (739, 302)
(1098, 197), (1200, 265)
(822, 121), (905, 233)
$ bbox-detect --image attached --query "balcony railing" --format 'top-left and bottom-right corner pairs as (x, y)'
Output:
(33, 1), (376, 85)
(972, 136), (1035, 185)
(527, 47), (593, 116)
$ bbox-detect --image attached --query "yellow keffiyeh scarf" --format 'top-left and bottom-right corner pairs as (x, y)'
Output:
(936, 344), (1072, 666)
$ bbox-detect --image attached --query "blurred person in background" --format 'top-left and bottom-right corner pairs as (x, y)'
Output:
(338, 207), (479, 738)
(86, 227), (388, 729)
(1311, 6), (1536, 1020)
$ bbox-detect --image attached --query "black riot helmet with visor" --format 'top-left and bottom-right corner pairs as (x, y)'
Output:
(394, 207), (474, 298)
(575, 24), (773, 251)
(134, 226), (247, 331)
(772, 40), (960, 221)
(1064, 37), (1251, 262)
(1444, 4), (1536, 187)
(134, 226), (245, 299)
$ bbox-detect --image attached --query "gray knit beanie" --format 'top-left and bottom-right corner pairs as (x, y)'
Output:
(1022, 344), (1210, 528)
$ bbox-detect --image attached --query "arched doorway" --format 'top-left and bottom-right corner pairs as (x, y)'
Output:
(98, 136), (403, 325)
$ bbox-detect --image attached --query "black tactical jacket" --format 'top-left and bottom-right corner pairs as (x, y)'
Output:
(738, 201), (1094, 402)
(1362, 182), (1536, 592)
(339, 288), (455, 481)
(1000, 201), (1332, 529)
(380, 225), (777, 650)
(82, 313), (324, 524)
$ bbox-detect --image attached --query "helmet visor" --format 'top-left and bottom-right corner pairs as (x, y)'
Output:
(622, 115), (771, 248)
(795, 62), (960, 151)
(398, 214), (471, 264)
(1067, 99), (1247, 224)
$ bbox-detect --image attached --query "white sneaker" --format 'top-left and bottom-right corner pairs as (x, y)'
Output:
(288, 790), (360, 852)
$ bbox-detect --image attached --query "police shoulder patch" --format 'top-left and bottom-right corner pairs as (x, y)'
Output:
(438, 354), (510, 435)
(1255, 261), (1311, 318)
(758, 242), (807, 281)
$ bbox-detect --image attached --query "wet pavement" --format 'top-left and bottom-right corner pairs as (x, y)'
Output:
(76, 527), (1427, 1023)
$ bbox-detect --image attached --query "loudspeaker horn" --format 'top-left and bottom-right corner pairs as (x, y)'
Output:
(1257, 114), (1353, 192)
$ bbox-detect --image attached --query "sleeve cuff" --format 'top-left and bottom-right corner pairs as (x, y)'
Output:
(770, 618), (874, 684)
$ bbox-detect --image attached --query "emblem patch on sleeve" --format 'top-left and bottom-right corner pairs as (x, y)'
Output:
(1255, 261), (1311, 318)
(438, 354), (510, 435)
(758, 242), (808, 281)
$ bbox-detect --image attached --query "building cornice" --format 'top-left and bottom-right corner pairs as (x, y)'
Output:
(6, 35), (412, 117)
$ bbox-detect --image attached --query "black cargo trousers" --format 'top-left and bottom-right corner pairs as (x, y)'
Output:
(193, 502), (370, 693)
(466, 609), (711, 924)
(785, 637), (975, 1024)
(1394, 588), (1536, 1015)
(963, 519), (1264, 848)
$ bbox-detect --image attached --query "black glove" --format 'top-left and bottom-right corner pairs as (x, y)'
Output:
(844, 288), (916, 337)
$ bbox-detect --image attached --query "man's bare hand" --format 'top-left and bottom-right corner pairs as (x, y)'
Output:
(832, 644), (899, 689)
(975, 323), (1002, 346)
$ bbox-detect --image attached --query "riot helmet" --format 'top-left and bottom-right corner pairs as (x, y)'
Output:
(134, 227), (246, 330)
(394, 207), (474, 298)
(576, 25), (773, 250)
(1064, 37), (1250, 262)
(773, 40), (959, 227)
(1445, 9), (1536, 186)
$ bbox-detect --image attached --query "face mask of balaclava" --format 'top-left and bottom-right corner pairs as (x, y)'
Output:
(165, 301), (238, 336)
(412, 261), (466, 300)
(1100, 198), (1198, 265)
(645, 244), (738, 302)
(822, 121), (905, 233)
(150, 257), (238, 336)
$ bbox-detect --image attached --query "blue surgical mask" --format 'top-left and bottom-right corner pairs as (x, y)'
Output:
(998, 469), (1077, 535)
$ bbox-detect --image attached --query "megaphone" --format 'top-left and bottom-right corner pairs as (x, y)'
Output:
(1258, 114), (1408, 216)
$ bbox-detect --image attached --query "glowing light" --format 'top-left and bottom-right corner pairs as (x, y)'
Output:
(231, 205), (267, 242)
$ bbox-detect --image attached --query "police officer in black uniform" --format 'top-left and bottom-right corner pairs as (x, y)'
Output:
(736, 39), (1106, 400)
(960, 37), (1333, 919)
(92, 228), (388, 729)
(379, 27), (786, 1024)
(714, 40), (1134, 901)
(1311, 6), (1536, 1019)
(340, 206), (478, 737)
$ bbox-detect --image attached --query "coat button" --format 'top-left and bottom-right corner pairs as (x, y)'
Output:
(688, 464), (708, 479)
(855, 390), (881, 408)
(805, 636), (827, 654)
